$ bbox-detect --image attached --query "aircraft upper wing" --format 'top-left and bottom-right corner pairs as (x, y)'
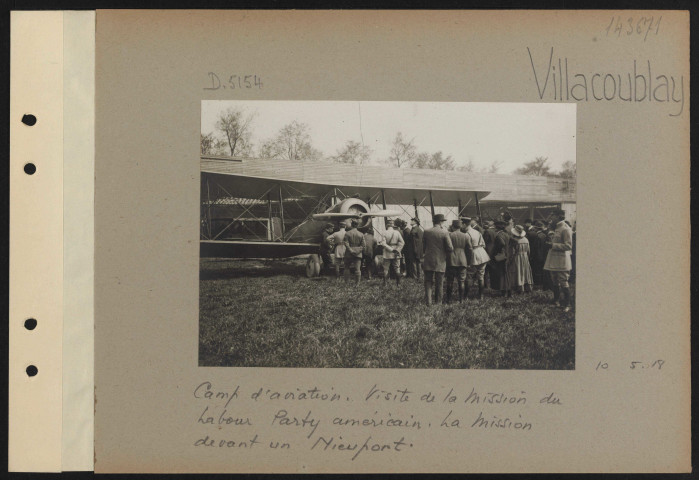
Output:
(201, 157), (492, 205)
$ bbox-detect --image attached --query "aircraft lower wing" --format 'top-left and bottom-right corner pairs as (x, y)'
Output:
(311, 210), (400, 221)
(200, 240), (320, 259)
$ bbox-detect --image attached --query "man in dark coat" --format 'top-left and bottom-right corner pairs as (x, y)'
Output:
(483, 220), (497, 290)
(362, 226), (377, 280)
(491, 220), (511, 297)
(422, 214), (454, 306)
(408, 217), (424, 279)
(401, 219), (414, 280)
(445, 219), (472, 303)
(525, 219), (539, 282)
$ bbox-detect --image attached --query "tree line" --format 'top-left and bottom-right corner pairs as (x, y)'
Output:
(201, 107), (576, 178)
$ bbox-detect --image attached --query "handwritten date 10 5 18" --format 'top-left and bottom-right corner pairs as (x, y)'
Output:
(595, 360), (665, 370)
(204, 72), (263, 90)
(604, 16), (661, 41)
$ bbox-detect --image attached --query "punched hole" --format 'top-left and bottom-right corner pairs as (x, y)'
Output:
(24, 163), (36, 175)
(24, 318), (37, 330)
(21, 114), (37, 126)
(26, 365), (38, 377)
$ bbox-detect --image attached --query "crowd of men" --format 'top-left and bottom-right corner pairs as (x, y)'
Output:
(319, 209), (575, 312)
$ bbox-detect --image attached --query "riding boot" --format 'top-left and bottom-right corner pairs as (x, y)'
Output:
(560, 287), (571, 308)
(445, 284), (452, 304)
(552, 285), (560, 304)
(383, 275), (388, 286)
(459, 283), (466, 302)
(425, 286), (433, 306)
(396, 275), (401, 287)
(477, 280), (484, 299)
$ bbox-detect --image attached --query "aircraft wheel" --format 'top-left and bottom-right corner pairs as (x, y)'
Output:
(306, 254), (321, 277)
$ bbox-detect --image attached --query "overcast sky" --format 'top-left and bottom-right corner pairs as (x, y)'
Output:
(201, 101), (576, 173)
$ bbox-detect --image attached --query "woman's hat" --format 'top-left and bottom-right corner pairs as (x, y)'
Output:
(512, 225), (526, 237)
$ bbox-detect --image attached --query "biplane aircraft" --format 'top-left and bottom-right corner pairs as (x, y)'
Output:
(200, 156), (491, 277)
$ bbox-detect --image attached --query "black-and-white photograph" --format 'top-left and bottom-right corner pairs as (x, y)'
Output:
(199, 101), (576, 369)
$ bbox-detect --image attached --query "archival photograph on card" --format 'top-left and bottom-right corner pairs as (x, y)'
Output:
(199, 101), (576, 369)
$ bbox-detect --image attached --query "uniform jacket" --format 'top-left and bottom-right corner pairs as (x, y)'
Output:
(331, 229), (346, 258)
(463, 226), (490, 265)
(544, 221), (573, 271)
(381, 228), (404, 260)
(422, 226), (454, 272)
(448, 230), (471, 267)
(343, 228), (366, 258)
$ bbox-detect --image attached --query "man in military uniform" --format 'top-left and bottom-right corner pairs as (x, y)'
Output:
(471, 216), (485, 235)
(319, 223), (335, 274)
(330, 221), (347, 280)
(422, 213), (454, 306)
(343, 218), (366, 285)
(379, 219), (404, 286)
(543, 209), (574, 311)
(462, 216), (491, 299)
(445, 219), (471, 303)
(408, 217), (424, 279)
(362, 226), (377, 280)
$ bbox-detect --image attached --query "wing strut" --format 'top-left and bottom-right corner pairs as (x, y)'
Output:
(278, 184), (285, 241)
(474, 192), (482, 220)
(429, 191), (435, 216)
(381, 189), (388, 228)
(458, 198), (463, 218)
(413, 199), (419, 219)
(267, 192), (273, 241)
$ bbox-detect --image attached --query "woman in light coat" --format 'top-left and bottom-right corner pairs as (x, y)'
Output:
(508, 225), (534, 293)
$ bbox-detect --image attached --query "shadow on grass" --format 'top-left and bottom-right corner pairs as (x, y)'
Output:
(200, 258), (306, 280)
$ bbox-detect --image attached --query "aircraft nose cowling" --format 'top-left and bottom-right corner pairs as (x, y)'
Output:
(337, 198), (371, 228)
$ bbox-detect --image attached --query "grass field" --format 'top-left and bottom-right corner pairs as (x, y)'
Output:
(199, 258), (575, 369)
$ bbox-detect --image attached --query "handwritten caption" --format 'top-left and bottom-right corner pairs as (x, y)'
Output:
(204, 72), (263, 91)
(191, 382), (565, 462)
